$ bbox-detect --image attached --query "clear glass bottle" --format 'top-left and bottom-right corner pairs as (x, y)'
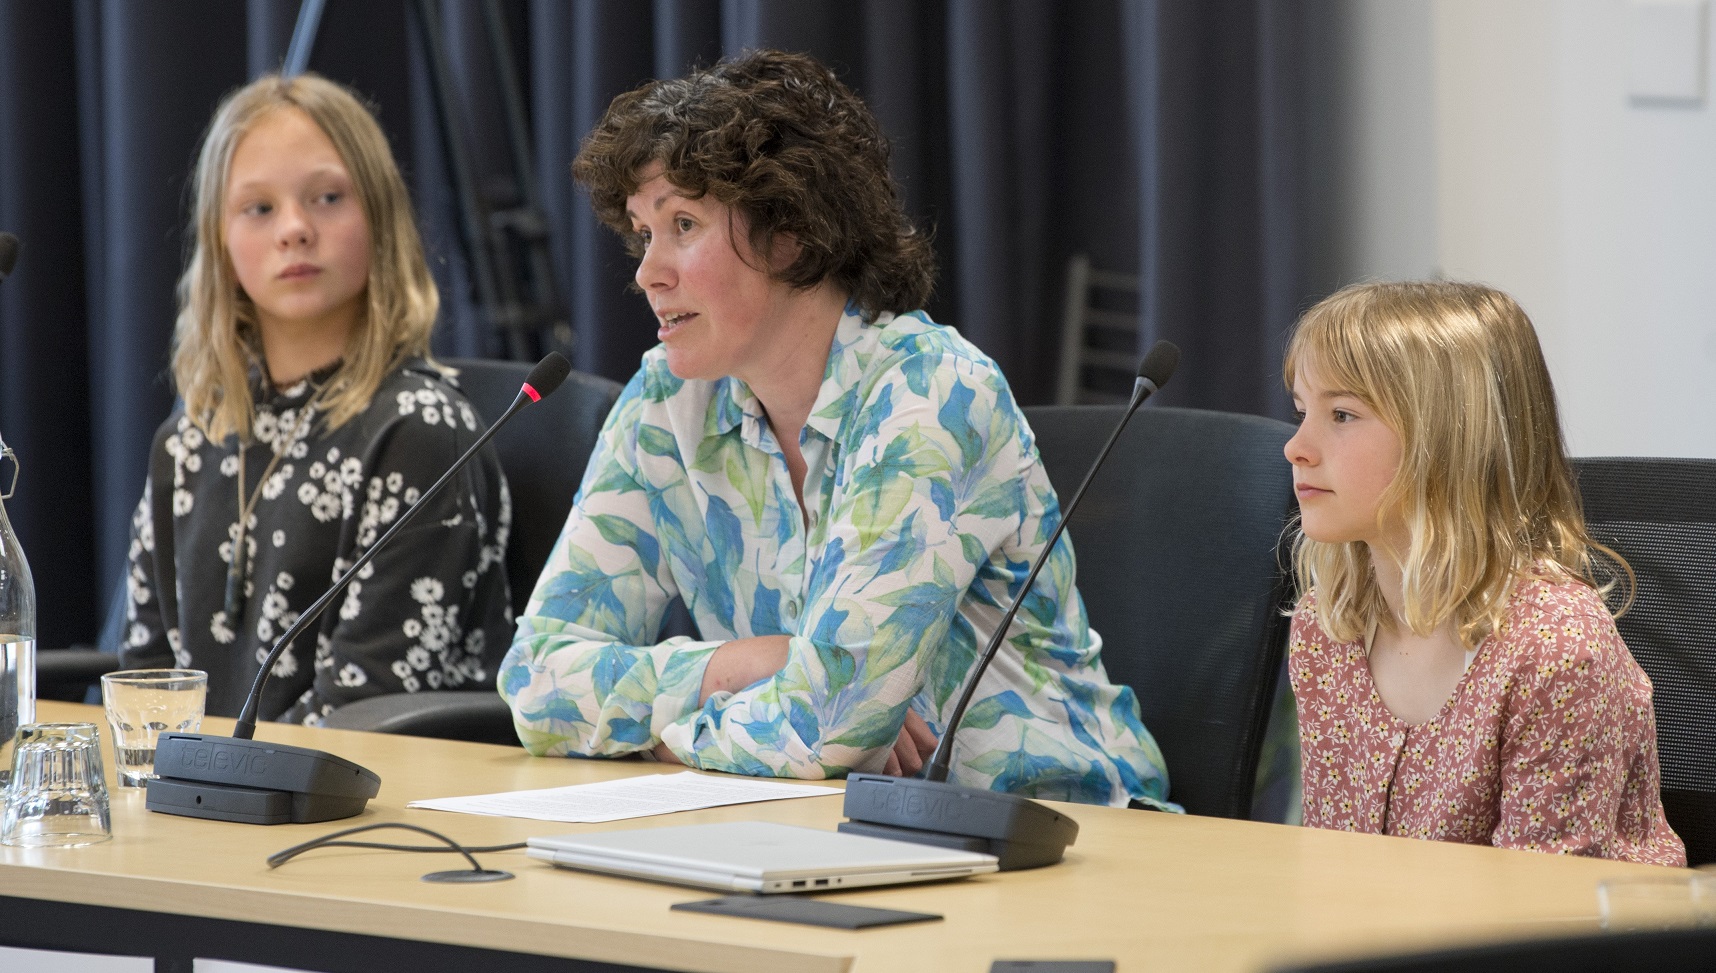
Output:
(0, 431), (37, 790)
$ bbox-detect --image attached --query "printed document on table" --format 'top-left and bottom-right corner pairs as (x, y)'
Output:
(0, 946), (151, 972)
(407, 771), (841, 823)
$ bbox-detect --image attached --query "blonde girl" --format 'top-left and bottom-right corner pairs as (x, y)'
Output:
(121, 73), (512, 725)
(1283, 280), (1682, 865)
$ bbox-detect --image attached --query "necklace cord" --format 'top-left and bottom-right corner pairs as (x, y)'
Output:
(227, 380), (337, 619)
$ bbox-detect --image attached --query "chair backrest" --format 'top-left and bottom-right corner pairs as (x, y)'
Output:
(1023, 403), (1297, 818)
(446, 358), (623, 618)
(1056, 253), (1143, 406)
(1573, 457), (1716, 867)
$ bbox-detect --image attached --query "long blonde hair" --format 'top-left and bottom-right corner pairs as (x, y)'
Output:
(1284, 281), (1629, 647)
(172, 72), (439, 442)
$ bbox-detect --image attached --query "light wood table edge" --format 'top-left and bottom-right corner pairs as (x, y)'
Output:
(0, 862), (854, 973)
(11, 702), (1680, 973)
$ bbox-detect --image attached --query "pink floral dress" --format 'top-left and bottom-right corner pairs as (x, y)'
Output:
(1289, 575), (1685, 866)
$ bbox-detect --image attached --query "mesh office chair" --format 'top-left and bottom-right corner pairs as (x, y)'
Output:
(36, 585), (124, 701)
(1573, 457), (1716, 867)
(445, 358), (624, 619)
(320, 358), (622, 743)
(1023, 404), (1298, 818)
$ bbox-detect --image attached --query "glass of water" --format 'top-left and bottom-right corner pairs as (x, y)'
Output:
(99, 669), (207, 787)
(1597, 873), (1716, 931)
(2, 722), (111, 846)
(0, 632), (35, 790)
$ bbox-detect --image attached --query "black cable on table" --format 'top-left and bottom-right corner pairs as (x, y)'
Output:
(268, 821), (521, 882)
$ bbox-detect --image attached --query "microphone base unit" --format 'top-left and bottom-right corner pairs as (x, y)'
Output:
(839, 773), (1078, 871)
(145, 733), (380, 825)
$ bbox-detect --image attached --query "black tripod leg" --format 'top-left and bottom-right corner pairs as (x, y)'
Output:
(480, 0), (570, 355)
(411, 0), (526, 360)
(284, 0), (327, 77)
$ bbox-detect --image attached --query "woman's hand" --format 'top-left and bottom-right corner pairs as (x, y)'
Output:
(651, 635), (793, 765)
(882, 709), (939, 778)
(684, 636), (940, 778)
(699, 635), (793, 703)
(660, 709), (937, 773)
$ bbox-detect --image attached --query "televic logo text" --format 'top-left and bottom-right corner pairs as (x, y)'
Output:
(176, 743), (271, 777)
(865, 785), (957, 824)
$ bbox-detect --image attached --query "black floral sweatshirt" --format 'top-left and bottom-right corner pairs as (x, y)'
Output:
(122, 359), (513, 724)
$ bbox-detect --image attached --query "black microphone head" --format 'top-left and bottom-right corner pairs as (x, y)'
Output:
(524, 352), (572, 400)
(1138, 340), (1180, 391)
(0, 232), (19, 280)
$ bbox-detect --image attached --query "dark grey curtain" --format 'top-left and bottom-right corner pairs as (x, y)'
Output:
(1124, 0), (1302, 418)
(0, 0), (1309, 647)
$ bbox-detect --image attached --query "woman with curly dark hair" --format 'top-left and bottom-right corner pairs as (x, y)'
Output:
(501, 50), (1172, 808)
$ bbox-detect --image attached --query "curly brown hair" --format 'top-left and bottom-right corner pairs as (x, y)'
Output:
(572, 49), (935, 317)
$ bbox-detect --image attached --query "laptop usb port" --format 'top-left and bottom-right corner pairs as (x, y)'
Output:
(792, 880), (807, 888)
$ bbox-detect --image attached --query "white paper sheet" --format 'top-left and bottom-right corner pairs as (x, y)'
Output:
(406, 771), (841, 823)
(194, 961), (319, 973)
(0, 946), (151, 973)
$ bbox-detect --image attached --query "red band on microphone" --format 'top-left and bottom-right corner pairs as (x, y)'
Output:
(522, 384), (542, 403)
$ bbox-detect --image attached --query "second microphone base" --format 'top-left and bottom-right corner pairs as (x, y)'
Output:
(839, 773), (1079, 871)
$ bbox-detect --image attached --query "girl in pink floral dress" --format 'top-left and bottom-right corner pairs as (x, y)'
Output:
(1282, 281), (1683, 866)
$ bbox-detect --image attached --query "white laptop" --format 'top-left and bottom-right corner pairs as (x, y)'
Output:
(526, 820), (999, 893)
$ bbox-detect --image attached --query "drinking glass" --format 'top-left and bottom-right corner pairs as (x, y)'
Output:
(1597, 873), (1716, 931)
(100, 668), (207, 787)
(1, 722), (112, 847)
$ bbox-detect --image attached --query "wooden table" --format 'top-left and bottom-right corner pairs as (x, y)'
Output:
(0, 702), (1675, 973)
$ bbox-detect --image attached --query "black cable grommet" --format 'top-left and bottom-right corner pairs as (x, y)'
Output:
(423, 868), (514, 883)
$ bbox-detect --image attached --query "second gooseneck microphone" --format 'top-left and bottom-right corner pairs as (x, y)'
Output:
(840, 341), (1180, 869)
(922, 340), (1180, 782)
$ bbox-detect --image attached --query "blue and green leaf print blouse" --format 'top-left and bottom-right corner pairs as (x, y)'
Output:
(501, 309), (1174, 808)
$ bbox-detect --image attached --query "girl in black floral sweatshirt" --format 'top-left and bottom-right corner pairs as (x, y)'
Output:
(121, 73), (511, 724)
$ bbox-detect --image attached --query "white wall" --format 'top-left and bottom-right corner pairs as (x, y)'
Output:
(1317, 0), (1441, 284)
(1324, 0), (1716, 457)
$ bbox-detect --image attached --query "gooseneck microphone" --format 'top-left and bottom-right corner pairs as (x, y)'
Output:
(922, 341), (1179, 783)
(840, 341), (1180, 869)
(0, 232), (20, 282)
(147, 353), (573, 825)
